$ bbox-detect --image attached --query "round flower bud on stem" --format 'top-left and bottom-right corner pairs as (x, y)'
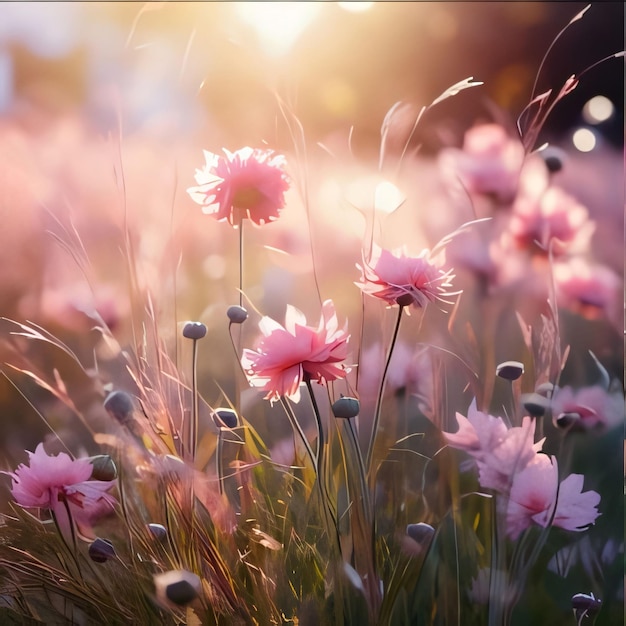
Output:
(213, 408), (238, 429)
(87, 455), (118, 481)
(147, 523), (168, 541)
(227, 305), (248, 324)
(154, 570), (201, 606)
(182, 321), (207, 340)
(555, 411), (580, 429)
(406, 522), (435, 546)
(496, 361), (524, 381)
(332, 396), (360, 419)
(535, 382), (556, 398)
(89, 538), (117, 563)
(103, 390), (135, 426)
(520, 393), (550, 418)
(572, 592), (601, 619)
(540, 146), (565, 174)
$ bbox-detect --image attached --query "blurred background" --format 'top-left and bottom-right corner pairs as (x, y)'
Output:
(0, 1), (622, 451)
(0, 2), (622, 149)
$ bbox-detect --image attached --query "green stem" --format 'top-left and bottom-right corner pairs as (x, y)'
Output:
(189, 337), (199, 463)
(216, 430), (224, 495)
(304, 377), (341, 552)
(365, 304), (404, 475)
(238, 220), (244, 308)
(280, 397), (317, 471)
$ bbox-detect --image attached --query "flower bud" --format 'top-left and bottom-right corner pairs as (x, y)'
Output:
(87, 455), (118, 481)
(332, 396), (360, 419)
(154, 570), (201, 606)
(406, 522), (435, 545)
(555, 412), (580, 429)
(496, 361), (524, 381)
(88, 538), (116, 563)
(103, 390), (135, 426)
(213, 408), (238, 429)
(572, 592), (601, 618)
(182, 321), (207, 340)
(535, 382), (556, 398)
(520, 393), (550, 418)
(147, 523), (168, 541)
(227, 305), (248, 324)
(540, 146), (565, 174)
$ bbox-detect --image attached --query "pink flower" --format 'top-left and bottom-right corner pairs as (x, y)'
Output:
(554, 258), (621, 325)
(357, 341), (432, 400)
(506, 454), (601, 539)
(6, 444), (116, 540)
(476, 417), (544, 492)
(443, 401), (508, 454)
(356, 244), (456, 309)
(550, 385), (624, 430)
(438, 124), (525, 201)
(242, 299), (349, 403)
(187, 147), (290, 226)
(508, 180), (593, 254)
(444, 401), (544, 492)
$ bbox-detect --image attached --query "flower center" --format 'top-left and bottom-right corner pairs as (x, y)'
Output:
(233, 186), (264, 210)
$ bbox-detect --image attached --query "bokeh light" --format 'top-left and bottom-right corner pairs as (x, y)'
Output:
(338, 2), (375, 13)
(572, 127), (596, 152)
(233, 2), (322, 57)
(582, 95), (614, 124)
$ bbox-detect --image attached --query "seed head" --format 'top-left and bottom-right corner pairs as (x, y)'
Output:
(182, 321), (207, 340)
(227, 305), (248, 324)
(88, 538), (116, 563)
(332, 396), (360, 419)
(496, 361), (524, 381)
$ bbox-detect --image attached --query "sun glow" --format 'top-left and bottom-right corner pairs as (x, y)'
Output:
(234, 2), (322, 57)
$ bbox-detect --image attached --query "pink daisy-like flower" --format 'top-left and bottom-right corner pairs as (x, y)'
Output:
(506, 454), (601, 539)
(438, 123), (525, 201)
(6, 443), (116, 540)
(444, 401), (544, 492)
(187, 147), (290, 226)
(356, 244), (456, 309)
(508, 182), (593, 254)
(550, 385), (625, 430)
(242, 299), (349, 403)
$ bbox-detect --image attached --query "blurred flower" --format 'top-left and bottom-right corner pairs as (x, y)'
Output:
(438, 124), (525, 201)
(357, 341), (432, 400)
(507, 175), (593, 254)
(6, 443), (116, 540)
(506, 454), (600, 540)
(187, 147), (290, 227)
(242, 299), (349, 403)
(553, 257), (621, 326)
(356, 244), (455, 309)
(550, 385), (624, 430)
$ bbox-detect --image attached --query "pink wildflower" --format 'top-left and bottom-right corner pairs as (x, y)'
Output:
(356, 244), (456, 309)
(550, 385), (624, 430)
(554, 258), (621, 324)
(444, 401), (544, 492)
(506, 454), (601, 540)
(508, 181), (593, 254)
(187, 147), (290, 226)
(443, 401), (508, 454)
(242, 299), (349, 403)
(6, 444), (116, 540)
(438, 124), (525, 201)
